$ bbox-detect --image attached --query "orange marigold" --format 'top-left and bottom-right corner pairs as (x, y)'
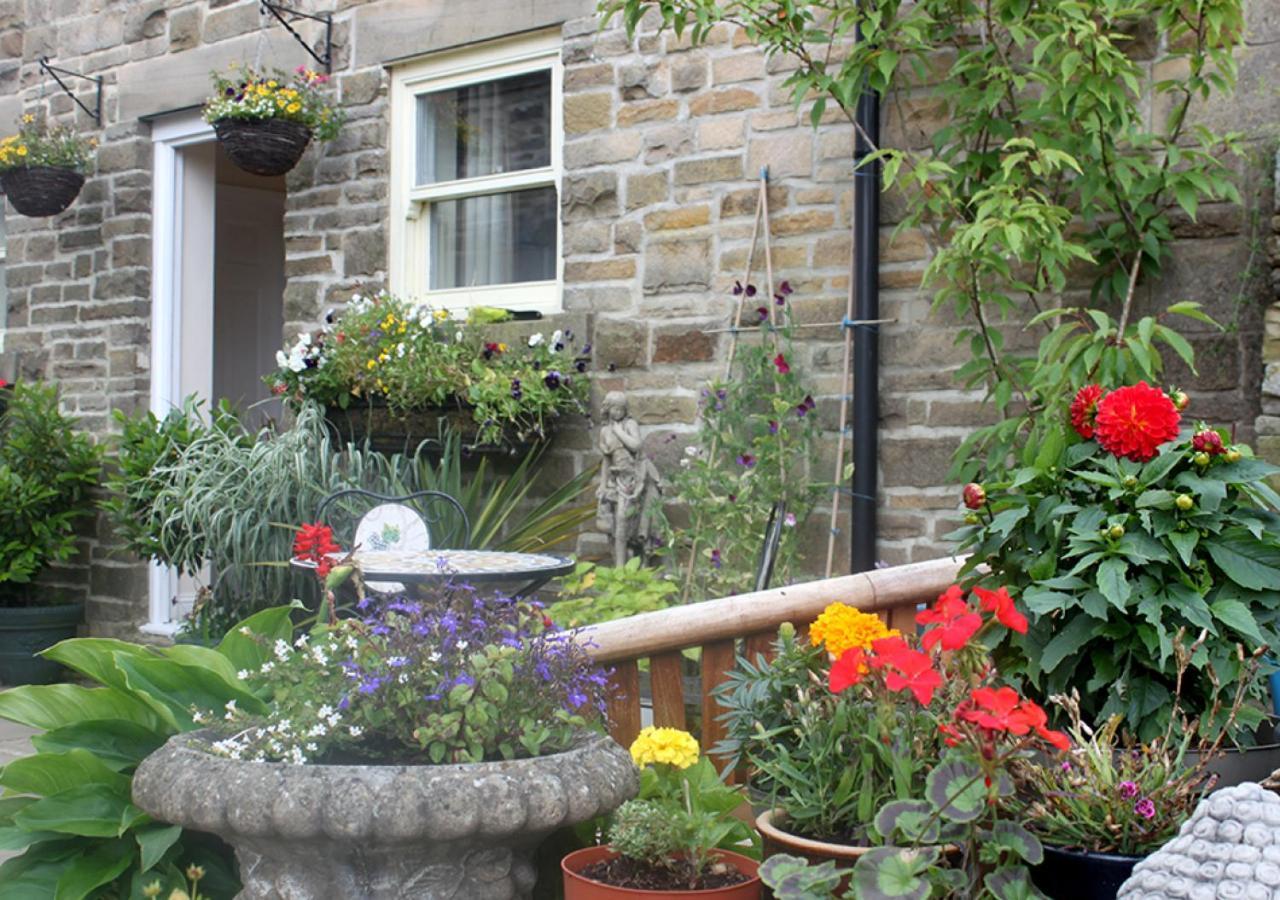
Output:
(810, 602), (899, 657)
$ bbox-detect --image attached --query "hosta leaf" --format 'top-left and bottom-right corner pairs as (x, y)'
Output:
(215, 603), (302, 675)
(0, 750), (129, 798)
(32, 721), (165, 772)
(53, 837), (134, 900)
(13, 784), (145, 838)
(0, 685), (163, 733)
(135, 823), (181, 872)
(113, 654), (266, 731)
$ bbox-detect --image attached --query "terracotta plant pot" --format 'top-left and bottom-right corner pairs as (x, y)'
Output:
(562, 846), (761, 899)
(755, 809), (872, 866)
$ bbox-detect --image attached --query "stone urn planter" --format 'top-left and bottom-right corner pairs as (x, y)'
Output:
(133, 729), (638, 899)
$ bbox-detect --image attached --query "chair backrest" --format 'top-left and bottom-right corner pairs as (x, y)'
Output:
(316, 489), (471, 553)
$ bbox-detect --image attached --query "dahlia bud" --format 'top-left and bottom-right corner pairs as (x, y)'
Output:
(1175, 494), (1195, 511)
(965, 513), (980, 525)
(1225, 449), (1242, 463)
(963, 483), (987, 510)
(1171, 390), (1190, 411)
(1122, 476), (1138, 489)
(1108, 525), (1126, 540)
(1193, 452), (1211, 467)
(1191, 429), (1225, 455)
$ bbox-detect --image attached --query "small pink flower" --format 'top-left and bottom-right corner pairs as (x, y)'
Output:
(773, 353), (791, 375)
(783, 513), (796, 527)
(1118, 780), (1139, 799)
(1134, 797), (1155, 820)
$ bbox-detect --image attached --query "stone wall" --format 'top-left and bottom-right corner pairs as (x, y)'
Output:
(0, 0), (1277, 638)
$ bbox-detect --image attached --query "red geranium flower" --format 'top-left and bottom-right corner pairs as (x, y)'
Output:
(1070, 384), (1104, 439)
(917, 586), (982, 651)
(974, 586), (1028, 634)
(773, 353), (791, 375)
(1093, 382), (1181, 462)
(829, 647), (868, 693)
(293, 522), (340, 562)
(870, 636), (942, 705)
(956, 688), (1070, 750)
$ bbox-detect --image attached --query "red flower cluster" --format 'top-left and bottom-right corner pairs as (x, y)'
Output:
(1191, 429), (1225, 455)
(1091, 382), (1182, 462)
(954, 686), (1069, 751)
(871, 636), (943, 705)
(974, 586), (1027, 633)
(293, 522), (341, 577)
(1070, 384), (1104, 439)
(917, 586), (983, 651)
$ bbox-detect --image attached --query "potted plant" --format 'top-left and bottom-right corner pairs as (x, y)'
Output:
(133, 578), (636, 897)
(561, 726), (761, 897)
(1014, 693), (1216, 900)
(266, 292), (591, 451)
(954, 383), (1280, 752)
(203, 64), (342, 176)
(0, 382), (100, 684)
(0, 114), (94, 217)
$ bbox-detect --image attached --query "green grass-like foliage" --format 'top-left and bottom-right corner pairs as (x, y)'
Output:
(0, 604), (299, 898)
(0, 383), (100, 605)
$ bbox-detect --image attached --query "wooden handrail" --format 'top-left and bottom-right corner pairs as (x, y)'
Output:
(576, 556), (966, 663)
(573, 556), (969, 760)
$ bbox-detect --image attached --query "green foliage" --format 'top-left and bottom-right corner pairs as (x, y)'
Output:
(605, 0), (1244, 475)
(611, 754), (759, 879)
(545, 558), (678, 628)
(0, 607), (295, 897)
(666, 288), (822, 598)
(953, 424), (1280, 741)
(759, 853), (845, 900)
(267, 293), (589, 446)
(0, 114), (95, 172)
(1012, 699), (1212, 856)
(204, 64), (343, 141)
(0, 383), (100, 604)
(106, 402), (594, 634)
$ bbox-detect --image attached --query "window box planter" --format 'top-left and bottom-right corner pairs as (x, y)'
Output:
(0, 601), (84, 685)
(324, 397), (539, 456)
(0, 165), (85, 217)
(133, 729), (636, 899)
(212, 118), (312, 177)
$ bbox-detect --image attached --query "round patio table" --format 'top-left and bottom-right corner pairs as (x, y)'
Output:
(290, 548), (575, 597)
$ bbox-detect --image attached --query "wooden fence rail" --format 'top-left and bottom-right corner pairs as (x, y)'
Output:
(574, 556), (967, 756)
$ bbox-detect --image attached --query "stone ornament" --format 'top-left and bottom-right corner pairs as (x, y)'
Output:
(133, 729), (637, 899)
(596, 390), (663, 568)
(1118, 782), (1280, 900)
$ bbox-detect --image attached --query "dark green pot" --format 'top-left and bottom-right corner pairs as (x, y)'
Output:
(0, 602), (85, 685)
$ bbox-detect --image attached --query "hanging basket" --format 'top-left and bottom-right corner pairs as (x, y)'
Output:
(0, 166), (85, 217)
(212, 117), (313, 177)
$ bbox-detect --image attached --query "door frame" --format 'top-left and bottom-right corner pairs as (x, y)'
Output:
(144, 110), (215, 634)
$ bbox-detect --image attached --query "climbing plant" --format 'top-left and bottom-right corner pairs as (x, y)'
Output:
(602, 0), (1245, 479)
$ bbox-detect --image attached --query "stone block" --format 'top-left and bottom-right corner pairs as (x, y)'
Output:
(643, 206), (711, 231)
(629, 392), (698, 424)
(652, 327), (718, 363)
(342, 229), (386, 277)
(720, 185), (787, 218)
(643, 124), (694, 164)
(564, 257), (636, 283)
(564, 221), (612, 255)
(771, 210), (835, 237)
(125, 2), (166, 43)
(689, 88), (761, 116)
(283, 281), (320, 321)
(698, 117), (745, 151)
(593, 318), (649, 369)
(613, 221), (643, 254)
(564, 92), (614, 134)
(673, 155), (743, 186)
(712, 53), (766, 84)
(564, 132), (642, 168)
(748, 132), (813, 178)
(670, 59), (706, 93)
(202, 3), (257, 43)
(625, 171), (668, 210)
(564, 285), (633, 314)
(565, 63), (613, 91)
(341, 69), (383, 106)
(880, 436), (961, 489)
(616, 99), (679, 127)
(643, 238), (712, 292)
(111, 237), (150, 268)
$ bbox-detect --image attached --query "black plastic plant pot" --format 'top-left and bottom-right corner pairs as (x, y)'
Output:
(1031, 844), (1143, 900)
(0, 165), (85, 217)
(212, 117), (313, 177)
(0, 601), (84, 685)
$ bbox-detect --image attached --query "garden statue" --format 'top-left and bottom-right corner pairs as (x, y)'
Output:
(1117, 782), (1280, 898)
(596, 391), (662, 567)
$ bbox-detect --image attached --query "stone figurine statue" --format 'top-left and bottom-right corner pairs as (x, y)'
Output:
(596, 391), (662, 568)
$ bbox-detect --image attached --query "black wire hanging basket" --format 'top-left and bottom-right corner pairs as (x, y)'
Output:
(212, 118), (313, 177)
(0, 165), (85, 217)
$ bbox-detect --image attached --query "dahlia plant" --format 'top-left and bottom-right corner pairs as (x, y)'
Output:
(204, 64), (342, 140)
(954, 384), (1280, 742)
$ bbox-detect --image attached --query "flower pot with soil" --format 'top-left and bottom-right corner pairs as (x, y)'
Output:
(562, 845), (760, 899)
(0, 114), (93, 217)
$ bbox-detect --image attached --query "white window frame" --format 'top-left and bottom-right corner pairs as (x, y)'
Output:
(389, 29), (564, 314)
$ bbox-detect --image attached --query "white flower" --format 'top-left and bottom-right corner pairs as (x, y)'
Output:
(274, 639), (292, 661)
(398, 673), (408, 684)
(455, 330), (464, 342)
(348, 725), (364, 737)
(528, 332), (544, 347)
(396, 342), (406, 358)
(311, 646), (329, 666)
(294, 634), (310, 649)
(225, 700), (237, 713)
(427, 651), (441, 664)
(275, 350), (289, 369)
(236, 669), (251, 681)
(192, 711), (208, 724)
(287, 349), (307, 373)
(684, 445), (699, 457)
(260, 661), (274, 674)
(297, 332), (312, 347)
(317, 704), (334, 718)
(455, 641), (468, 651)
(551, 329), (563, 348)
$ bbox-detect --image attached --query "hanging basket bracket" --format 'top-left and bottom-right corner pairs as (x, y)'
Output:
(37, 57), (103, 126)
(259, 2), (334, 74)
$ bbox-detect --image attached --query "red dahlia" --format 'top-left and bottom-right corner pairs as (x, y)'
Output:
(1070, 384), (1104, 439)
(1093, 382), (1181, 462)
(1191, 429), (1225, 455)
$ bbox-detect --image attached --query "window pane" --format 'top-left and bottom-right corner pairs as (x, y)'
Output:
(429, 186), (557, 290)
(416, 70), (552, 185)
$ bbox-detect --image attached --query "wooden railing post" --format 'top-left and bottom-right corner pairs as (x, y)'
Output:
(606, 659), (641, 750)
(649, 652), (687, 729)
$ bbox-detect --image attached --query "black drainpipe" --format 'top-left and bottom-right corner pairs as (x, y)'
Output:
(850, 49), (881, 574)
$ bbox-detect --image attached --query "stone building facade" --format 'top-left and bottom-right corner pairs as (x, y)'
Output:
(0, 0), (1276, 638)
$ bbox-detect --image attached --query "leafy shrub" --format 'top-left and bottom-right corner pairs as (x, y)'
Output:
(0, 604), (299, 897)
(0, 382), (100, 604)
(546, 558), (679, 628)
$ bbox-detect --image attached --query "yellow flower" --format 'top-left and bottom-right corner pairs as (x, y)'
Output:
(21, 114), (33, 124)
(497, 342), (508, 352)
(809, 602), (899, 657)
(276, 96), (288, 107)
(433, 309), (449, 322)
(142, 884), (162, 900)
(629, 726), (699, 770)
(287, 103), (301, 114)
(186, 864), (205, 881)
(267, 80), (278, 88)
(16, 146), (26, 157)
(366, 359), (377, 370)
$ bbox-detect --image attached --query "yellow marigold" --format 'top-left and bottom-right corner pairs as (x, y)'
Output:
(629, 726), (699, 770)
(809, 602), (899, 657)
(287, 103), (301, 114)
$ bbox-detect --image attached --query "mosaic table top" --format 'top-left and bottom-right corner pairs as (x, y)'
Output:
(290, 548), (575, 584)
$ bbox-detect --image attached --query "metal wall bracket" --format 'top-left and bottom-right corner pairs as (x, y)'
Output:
(260, 2), (334, 74)
(37, 57), (103, 125)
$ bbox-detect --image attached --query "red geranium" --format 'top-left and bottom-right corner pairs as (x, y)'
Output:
(829, 647), (868, 693)
(1093, 381), (1181, 462)
(293, 522), (340, 562)
(956, 687), (1069, 751)
(973, 586), (1027, 634)
(870, 636), (942, 705)
(1070, 384), (1104, 439)
(917, 586), (982, 652)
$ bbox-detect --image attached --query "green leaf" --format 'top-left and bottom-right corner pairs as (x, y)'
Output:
(53, 837), (133, 900)
(134, 823), (181, 872)
(0, 750), (129, 798)
(851, 847), (937, 900)
(113, 654), (266, 730)
(990, 506), (1030, 538)
(874, 799), (939, 843)
(39, 639), (151, 692)
(13, 785), (144, 838)
(926, 756), (986, 823)
(1040, 613), (1097, 674)
(0, 685), (163, 733)
(988, 821), (1044, 865)
(215, 604), (301, 676)
(1097, 558), (1131, 610)
(31, 721), (165, 772)
(1209, 598), (1266, 646)
(1168, 530), (1199, 567)
(985, 865), (1048, 900)
(1204, 532), (1280, 591)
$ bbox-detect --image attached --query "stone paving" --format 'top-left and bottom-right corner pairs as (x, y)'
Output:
(0, 719), (36, 864)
